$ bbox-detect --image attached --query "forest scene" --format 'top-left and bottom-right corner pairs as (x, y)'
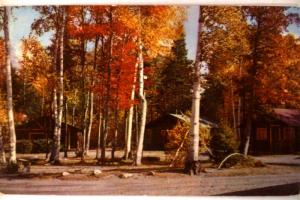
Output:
(0, 4), (300, 196)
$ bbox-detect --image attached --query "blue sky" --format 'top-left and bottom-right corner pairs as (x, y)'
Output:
(8, 6), (300, 63)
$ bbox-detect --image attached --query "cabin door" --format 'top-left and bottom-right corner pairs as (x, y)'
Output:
(270, 126), (281, 153)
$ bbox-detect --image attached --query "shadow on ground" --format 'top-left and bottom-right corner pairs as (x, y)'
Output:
(217, 182), (300, 196)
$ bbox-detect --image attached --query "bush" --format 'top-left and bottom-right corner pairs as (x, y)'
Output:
(210, 123), (239, 162)
(219, 154), (265, 169)
(32, 139), (49, 153)
(16, 140), (33, 153)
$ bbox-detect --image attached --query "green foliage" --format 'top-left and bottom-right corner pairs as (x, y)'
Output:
(219, 154), (265, 168)
(210, 123), (239, 162)
(156, 34), (193, 116)
(32, 139), (49, 153)
(16, 140), (33, 154)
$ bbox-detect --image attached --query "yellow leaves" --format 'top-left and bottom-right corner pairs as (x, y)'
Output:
(139, 6), (186, 58)
(0, 95), (7, 124)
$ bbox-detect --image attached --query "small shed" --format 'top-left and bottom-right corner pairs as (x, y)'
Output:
(252, 108), (300, 154)
(16, 116), (81, 149)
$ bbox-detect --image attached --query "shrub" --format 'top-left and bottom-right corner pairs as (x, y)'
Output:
(218, 154), (265, 169)
(210, 123), (239, 162)
(32, 139), (49, 153)
(164, 121), (211, 167)
(16, 140), (33, 153)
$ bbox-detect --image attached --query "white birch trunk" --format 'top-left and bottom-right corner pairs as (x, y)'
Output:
(0, 126), (7, 164)
(124, 62), (138, 159)
(96, 111), (102, 160)
(187, 80), (201, 162)
(185, 6), (202, 173)
(4, 7), (17, 164)
(86, 37), (98, 155)
(51, 7), (65, 163)
(86, 91), (93, 155)
(135, 39), (147, 166)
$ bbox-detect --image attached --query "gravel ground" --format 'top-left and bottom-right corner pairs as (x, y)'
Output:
(0, 172), (299, 195)
(0, 152), (299, 196)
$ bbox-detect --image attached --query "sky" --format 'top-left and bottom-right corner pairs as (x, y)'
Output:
(7, 6), (300, 65)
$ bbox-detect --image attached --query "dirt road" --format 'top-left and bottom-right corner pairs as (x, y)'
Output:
(0, 170), (299, 195)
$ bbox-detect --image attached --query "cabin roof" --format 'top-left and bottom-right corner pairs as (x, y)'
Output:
(273, 108), (300, 127)
(170, 113), (218, 128)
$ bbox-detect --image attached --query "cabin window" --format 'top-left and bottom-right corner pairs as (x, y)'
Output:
(256, 128), (267, 140)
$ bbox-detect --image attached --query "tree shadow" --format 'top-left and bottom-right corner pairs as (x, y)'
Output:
(217, 182), (300, 196)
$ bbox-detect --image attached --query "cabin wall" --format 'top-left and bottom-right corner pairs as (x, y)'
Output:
(252, 124), (297, 154)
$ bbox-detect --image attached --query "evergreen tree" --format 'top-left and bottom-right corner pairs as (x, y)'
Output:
(158, 33), (193, 115)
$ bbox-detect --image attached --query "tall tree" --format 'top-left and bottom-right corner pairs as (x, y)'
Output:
(242, 7), (297, 155)
(158, 33), (193, 115)
(51, 6), (66, 163)
(185, 6), (202, 174)
(3, 7), (17, 165)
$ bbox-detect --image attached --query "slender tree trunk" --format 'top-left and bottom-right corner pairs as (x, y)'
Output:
(80, 34), (87, 159)
(244, 88), (254, 156)
(135, 105), (139, 151)
(86, 92), (93, 155)
(49, 12), (59, 162)
(111, 105), (119, 161)
(0, 125), (7, 164)
(64, 98), (68, 158)
(124, 111), (128, 156)
(237, 97), (241, 140)
(185, 6), (202, 175)
(243, 116), (251, 156)
(237, 63), (242, 141)
(86, 37), (98, 155)
(101, 10), (113, 164)
(124, 62), (138, 159)
(135, 38), (147, 166)
(231, 79), (237, 134)
(96, 110), (102, 160)
(82, 92), (89, 159)
(4, 7), (17, 165)
(50, 7), (65, 164)
(70, 105), (75, 150)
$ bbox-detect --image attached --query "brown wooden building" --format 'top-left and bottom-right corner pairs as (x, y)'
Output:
(252, 108), (300, 154)
(16, 117), (81, 149)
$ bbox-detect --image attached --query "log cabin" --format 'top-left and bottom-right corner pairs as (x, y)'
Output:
(15, 116), (81, 150)
(252, 108), (300, 154)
